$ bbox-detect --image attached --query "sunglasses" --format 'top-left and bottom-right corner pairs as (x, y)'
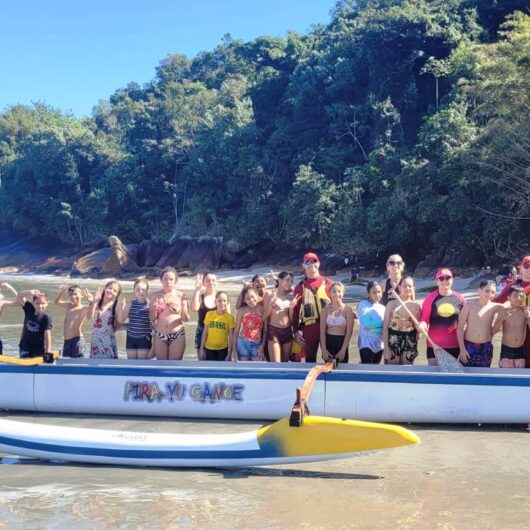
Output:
(437, 275), (452, 282)
(304, 259), (318, 265)
(388, 260), (403, 266)
(523, 263), (530, 269)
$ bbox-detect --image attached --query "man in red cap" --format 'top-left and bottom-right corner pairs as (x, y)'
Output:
(291, 252), (333, 363)
(494, 255), (530, 367)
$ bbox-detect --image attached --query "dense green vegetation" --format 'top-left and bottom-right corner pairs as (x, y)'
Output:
(1, 0), (529, 264)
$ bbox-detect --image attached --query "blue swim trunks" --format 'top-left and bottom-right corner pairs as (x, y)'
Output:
(464, 340), (493, 367)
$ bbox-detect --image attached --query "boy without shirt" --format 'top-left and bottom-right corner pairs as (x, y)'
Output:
(54, 284), (93, 358)
(493, 285), (530, 368)
(16, 290), (53, 358)
(457, 280), (501, 367)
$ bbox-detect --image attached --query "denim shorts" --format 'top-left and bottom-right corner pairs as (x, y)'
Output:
(236, 336), (260, 359)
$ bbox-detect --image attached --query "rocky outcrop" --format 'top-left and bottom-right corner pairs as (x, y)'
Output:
(157, 236), (224, 271)
(136, 239), (170, 267)
(100, 236), (138, 274)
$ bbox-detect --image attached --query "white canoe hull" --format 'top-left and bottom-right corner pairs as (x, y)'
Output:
(0, 416), (419, 467)
(1, 359), (530, 423)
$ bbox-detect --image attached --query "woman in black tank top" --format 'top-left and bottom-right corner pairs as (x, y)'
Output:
(191, 273), (218, 357)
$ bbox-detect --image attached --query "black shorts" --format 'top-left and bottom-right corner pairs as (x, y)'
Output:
(126, 334), (152, 351)
(204, 347), (228, 361)
(500, 343), (525, 360)
(426, 346), (459, 360)
(62, 336), (87, 358)
(325, 333), (349, 364)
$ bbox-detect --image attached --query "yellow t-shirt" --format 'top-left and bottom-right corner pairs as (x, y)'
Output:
(204, 310), (235, 350)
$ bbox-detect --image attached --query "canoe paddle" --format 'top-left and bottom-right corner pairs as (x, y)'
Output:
(289, 359), (336, 426)
(391, 290), (464, 373)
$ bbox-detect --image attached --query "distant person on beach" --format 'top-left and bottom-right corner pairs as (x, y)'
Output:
(263, 271), (298, 362)
(150, 267), (190, 361)
(16, 289), (53, 358)
(320, 282), (355, 364)
(357, 281), (385, 364)
(456, 280), (500, 368)
(419, 268), (466, 366)
(54, 284), (94, 357)
(0, 282), (19, 354)
(383, 276), (421, 365)
(292, 252), (333, 363)
(494, 255), (530, 367)
(381, 254), (405, 306)
(232, 287), (267, 361)
(88, 280), (123, 359)
(119, 278), (152, 360)
(493, 285), (530, 368)
(199, 291), (235, 361)
(191, 272), (218, 359)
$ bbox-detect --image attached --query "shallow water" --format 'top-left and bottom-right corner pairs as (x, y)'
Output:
(0, 274), (527, 529)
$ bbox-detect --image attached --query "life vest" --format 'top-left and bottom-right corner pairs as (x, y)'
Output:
(299, 278), (331, 326)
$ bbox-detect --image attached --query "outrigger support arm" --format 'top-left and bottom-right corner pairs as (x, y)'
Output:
(289, 360), (336, 427)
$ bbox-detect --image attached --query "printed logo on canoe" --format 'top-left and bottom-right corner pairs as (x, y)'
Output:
(123, 381), (244, 404)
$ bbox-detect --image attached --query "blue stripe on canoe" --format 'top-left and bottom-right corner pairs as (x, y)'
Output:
(0, 435), (281, 460)
(1, 365), (530, 387)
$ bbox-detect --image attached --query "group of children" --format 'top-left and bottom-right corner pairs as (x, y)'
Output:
(0, 258), (528, 368)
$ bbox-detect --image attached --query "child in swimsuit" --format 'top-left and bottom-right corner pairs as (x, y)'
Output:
(319, 282), (355, 364)
(262, 271), (297, 362)
(232, 287), (266, 361)
(456, 280), (500, 367)
(200, 291), (235, 361)
(383, 276), (421, 365)
(120, 278), (152, 360)
(493, 285), (530, 368)
(150, 267), (190, 361)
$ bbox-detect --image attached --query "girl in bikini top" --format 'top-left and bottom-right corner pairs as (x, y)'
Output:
(326, 306), (347, 327)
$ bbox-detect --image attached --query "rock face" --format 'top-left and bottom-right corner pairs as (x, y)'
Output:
(75, 248), (113, 275)
(136, 239), (170, 267)
(157, 236), (224, 271)
(100, 236), (138, 274)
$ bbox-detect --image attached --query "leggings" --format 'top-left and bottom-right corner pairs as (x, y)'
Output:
(359, 347), (383, 364)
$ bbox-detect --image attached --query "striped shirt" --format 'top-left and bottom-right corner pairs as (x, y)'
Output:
(127, 300), (151, 338)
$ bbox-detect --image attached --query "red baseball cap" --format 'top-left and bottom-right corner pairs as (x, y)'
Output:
(521, 255), (530, 266)
(303, 252), (319, 263)
(435, 267), (453, 279)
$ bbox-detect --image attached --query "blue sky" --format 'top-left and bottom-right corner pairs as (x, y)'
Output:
(0, 0), (334, 117)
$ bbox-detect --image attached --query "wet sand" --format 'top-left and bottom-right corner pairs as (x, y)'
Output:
(1, 413), (529, 530)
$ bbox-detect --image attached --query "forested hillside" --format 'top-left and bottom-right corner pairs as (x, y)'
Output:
(1, 0), (528, 264)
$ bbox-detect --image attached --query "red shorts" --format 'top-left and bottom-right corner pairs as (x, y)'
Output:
(268, 324), (293, 345)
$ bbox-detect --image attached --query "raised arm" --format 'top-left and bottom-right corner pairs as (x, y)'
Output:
(86, 289), (101, 320)
(0, 283), (19, 312)
(54, 284), (70, 306)
(190, 274), (204, 312)
(16, 289), (41, 307)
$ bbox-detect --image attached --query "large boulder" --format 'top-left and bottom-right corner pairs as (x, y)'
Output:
(157, 236), (224, 271)
(100, 235), (138, 274)
(136, 239), (170, 267)
(75, 248), (113, 275)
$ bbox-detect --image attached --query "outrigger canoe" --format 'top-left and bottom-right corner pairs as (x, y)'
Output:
(0, 415), (419, 467)
(1, 358), (530, 423)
